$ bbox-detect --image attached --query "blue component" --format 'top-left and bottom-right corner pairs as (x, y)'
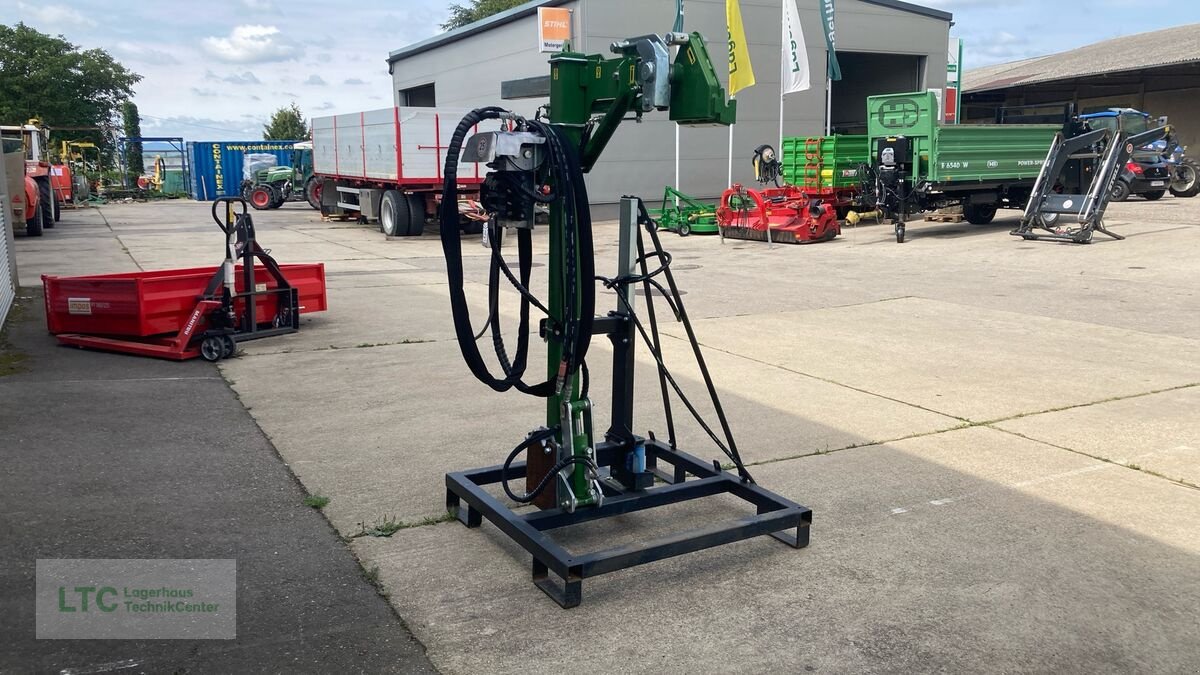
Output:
(629, 441), (646, 474)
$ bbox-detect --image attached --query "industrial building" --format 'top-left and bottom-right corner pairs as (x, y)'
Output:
(962, 23), (1200, 149)
(387, 0), (953, 203)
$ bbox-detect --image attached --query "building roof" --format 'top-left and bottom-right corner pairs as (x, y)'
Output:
(388, 0), (952, 67)
(963, 23), (1200, 93)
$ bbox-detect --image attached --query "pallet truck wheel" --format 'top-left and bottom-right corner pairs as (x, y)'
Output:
(200, 336), (225, 362)
(221, 335), (237, 358)
(895, 223), (906, 243)
(678, 222), (691, 237)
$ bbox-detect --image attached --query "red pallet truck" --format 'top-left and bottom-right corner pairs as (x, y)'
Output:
(44, 198), (327, 361)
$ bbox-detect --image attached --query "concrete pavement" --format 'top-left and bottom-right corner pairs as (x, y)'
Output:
(0, 287), (437, 674)
(9, 195), (1200, 672)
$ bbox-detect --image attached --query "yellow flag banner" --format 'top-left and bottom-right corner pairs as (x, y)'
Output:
(726, 0), (755, 96)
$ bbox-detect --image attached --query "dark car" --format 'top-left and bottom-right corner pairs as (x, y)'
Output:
(1079, 108), (1171, 201)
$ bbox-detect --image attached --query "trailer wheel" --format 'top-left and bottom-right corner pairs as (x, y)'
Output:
(380, 190), (408, 236)
(678, 222), (691, 237)
(221, 335), (237, 358)
(1142, 190), (1165, 201)
(894, 222), (906, 243)
(249, 186), (274, 210)
(200, 336), (225, 362)
(405, 194), (426, 236)
(25, 206), (43, 236)
(39, 179), (54, 229)
(964, 203), (997, 225)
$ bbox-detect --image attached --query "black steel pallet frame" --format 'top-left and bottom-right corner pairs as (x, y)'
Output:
(445, 438), (811, 608)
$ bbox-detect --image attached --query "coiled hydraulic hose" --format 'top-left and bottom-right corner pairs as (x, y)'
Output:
(440, 108), (595, 397)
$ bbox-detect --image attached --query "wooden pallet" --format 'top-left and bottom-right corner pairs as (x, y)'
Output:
(925, 212), (964, 223)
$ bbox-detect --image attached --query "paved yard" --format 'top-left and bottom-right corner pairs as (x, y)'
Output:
(10, 195), (1200, 673)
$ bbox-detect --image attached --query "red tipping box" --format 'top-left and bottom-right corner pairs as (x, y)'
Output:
(43, 264), (327, 337)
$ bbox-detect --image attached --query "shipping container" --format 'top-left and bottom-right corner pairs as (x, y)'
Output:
(188, 141), (299, 201)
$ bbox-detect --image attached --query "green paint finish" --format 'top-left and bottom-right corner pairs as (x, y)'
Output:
(544, 33), (736, 505)
(781, 135), (868, 189)
(669, 35), (737, 126)
(867, 91), (1059, 185)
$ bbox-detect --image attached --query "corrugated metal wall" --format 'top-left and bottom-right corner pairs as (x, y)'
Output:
(187, 141), (299, 201)
(0, 154), (16, 330)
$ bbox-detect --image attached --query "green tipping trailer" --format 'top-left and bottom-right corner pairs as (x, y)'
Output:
(781, 135), (868, 190)
(863, 91), (1061, 242)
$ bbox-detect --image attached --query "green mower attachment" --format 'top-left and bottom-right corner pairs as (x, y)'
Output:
(650, 186), (718, 236)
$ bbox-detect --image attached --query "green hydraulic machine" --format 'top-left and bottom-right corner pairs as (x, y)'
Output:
(439, 31), (810, 607)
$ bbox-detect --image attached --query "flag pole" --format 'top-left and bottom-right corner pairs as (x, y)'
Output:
(825, 58), (833, 135)
(727, 95), (735, 187)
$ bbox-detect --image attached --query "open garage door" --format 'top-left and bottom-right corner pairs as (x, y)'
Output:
(830, 52), (924, 134)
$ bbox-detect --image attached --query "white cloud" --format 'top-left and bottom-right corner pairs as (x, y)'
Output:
(14, 2), (96, 28)
(112, 41), (182, 66)
(200, 25), (302, 64)
(205, 70), (263, 85)
(303, 74), (328, 86)
(190, 87), (220, 97)
(241, 0), (275, 9)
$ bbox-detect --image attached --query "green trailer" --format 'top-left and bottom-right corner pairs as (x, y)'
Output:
(781, 134), (868, 190)
(863, 91), (1062, 242)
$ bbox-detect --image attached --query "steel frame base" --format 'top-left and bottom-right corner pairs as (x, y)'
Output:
(445, 439), (811, 608)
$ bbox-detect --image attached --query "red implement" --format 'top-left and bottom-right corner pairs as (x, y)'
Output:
(716, 184), (840, 244)
(43, 263), (326, 360)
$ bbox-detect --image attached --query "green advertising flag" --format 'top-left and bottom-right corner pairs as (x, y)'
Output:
(821, 0), (842, 81)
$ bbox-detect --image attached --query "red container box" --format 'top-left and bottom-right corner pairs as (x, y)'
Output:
(43, 264), (327, 337)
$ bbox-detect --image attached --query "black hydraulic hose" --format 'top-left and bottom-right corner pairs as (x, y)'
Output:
(441, 107), (546, 395)
(635, 227), (678, 449)
(499, 427), (597, 504)
(638, 200), (752, 482)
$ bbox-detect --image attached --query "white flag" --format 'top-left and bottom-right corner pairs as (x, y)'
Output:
(782, 0), (811, 95)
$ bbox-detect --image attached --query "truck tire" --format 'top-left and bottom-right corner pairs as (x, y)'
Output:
(25, 206), (44, 236)
(249, 185), (274, 210)
(964, 203), (997, 225)
(39, 179), (54, 229)
(1142, 190), (1165, 201)
(380, 190), (409, 236)
(404, 194), (426, 236)
(305, 177), (321, 210)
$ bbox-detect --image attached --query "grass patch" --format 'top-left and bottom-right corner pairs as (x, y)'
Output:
(0, 294), (30, 377)
(351, 512), (455, 538)
(303, 495), (330, 509)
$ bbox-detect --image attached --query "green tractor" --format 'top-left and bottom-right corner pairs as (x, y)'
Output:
(241, 142), (320, 211)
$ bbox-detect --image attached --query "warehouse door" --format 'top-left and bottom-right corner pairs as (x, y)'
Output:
(830, 52), (923, 134)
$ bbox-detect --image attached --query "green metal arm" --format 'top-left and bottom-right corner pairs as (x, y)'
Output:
(541, 32), (735, 509)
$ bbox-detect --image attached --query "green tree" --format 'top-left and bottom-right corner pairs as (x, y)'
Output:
(121, 100), (144, 176)
(0, 23), (140, 157)
(441, 0), (528, 30)
(263, 102), (308, 141)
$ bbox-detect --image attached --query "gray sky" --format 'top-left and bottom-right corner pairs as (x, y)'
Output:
(3, 1), (1197, 141)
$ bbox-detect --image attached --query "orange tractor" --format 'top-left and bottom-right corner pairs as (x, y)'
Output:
(1, 120), (57, 237)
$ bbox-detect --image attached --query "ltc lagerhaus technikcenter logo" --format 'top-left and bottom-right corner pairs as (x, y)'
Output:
(36, 559), (236, 639)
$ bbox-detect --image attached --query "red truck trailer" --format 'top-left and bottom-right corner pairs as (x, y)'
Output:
(311, 107), (486, 236)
